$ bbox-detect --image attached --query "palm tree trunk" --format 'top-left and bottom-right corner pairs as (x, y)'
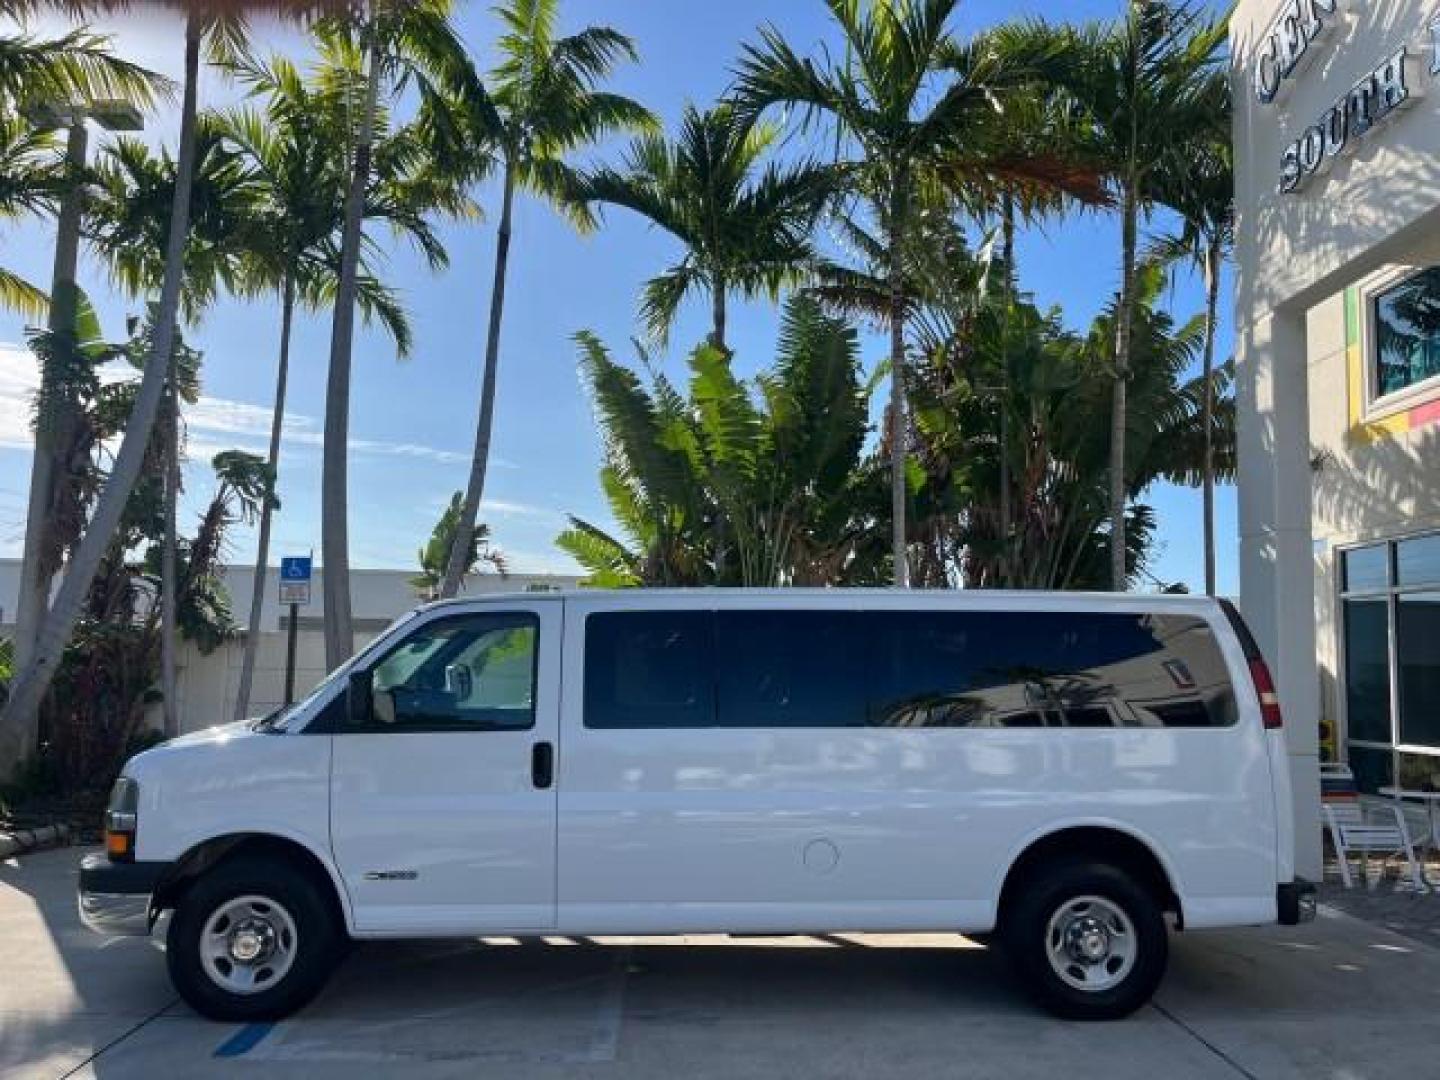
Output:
(161, 375), (179, 739)
(10, 120), (88, 758)
(710, 270), (728, 578)
(998, 193), (1016, 586)
(711, 275), (726, 351)
(0, 15), (203, 774)
(1201, 236), (1220, 597)
(1109, 182), (1138, 592)
(440, 159), (515, 600)
(321, 32), (382, 668)
(888, 177), (909, 589)
(233, 269), (295, 723)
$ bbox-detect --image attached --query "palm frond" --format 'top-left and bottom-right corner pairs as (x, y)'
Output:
(0, 265), (48, 319)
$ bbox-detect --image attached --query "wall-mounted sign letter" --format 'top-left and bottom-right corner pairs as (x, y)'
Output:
(1278, 48), (1416, 195)
(1374, 48), (1411, 113)
(1255, 0), (1342, 105)
(1255, 35), (1282, 104)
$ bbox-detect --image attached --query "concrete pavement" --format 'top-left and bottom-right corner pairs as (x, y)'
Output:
(4, 846), (1439, 1079)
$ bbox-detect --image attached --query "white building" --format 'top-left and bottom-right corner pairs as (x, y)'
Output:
(0, 559), (577, 729)
(1233, 0), (1440, 877)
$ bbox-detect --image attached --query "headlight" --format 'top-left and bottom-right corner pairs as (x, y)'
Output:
(104, 777), (138, 862)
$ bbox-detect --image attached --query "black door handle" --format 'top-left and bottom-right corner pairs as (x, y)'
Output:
(531, 741), (554, 790)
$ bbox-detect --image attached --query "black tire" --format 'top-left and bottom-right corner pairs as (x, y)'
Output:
(166, 855), (341, 1021)
(1001, 858), (1168, 1021)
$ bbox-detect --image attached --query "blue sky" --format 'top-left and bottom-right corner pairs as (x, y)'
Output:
(0, 0), (1237, 592)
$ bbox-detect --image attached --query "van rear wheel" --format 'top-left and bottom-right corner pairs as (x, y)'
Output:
(167, 855), (340, 1021)
(1002, 859), (1167, 1020)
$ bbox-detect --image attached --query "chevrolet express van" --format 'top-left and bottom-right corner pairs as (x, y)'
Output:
(78, 590), (1314, 1022)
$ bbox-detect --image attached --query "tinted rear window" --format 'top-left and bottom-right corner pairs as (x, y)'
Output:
(868, 610), (1236, 729)
(583, 611), (713, 729)
(716, 610), (866, 729)
(583, 609), (1236, 730)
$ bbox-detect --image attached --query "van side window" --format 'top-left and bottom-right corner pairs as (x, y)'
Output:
(716, 611), (866, 728)
(869, 612), (1236, 729)
(585, 611), (714, 728)
(582, 609), (1236, 730)
(358, 613), (538, 732)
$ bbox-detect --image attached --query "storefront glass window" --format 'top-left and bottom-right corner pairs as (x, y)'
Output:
(1375, 267), (1440, 397)
(1348, 745), (1394, 794)
(1341, 532), (1440, 792)
(1397, 592), (1440, 749)
(1343, 544), (1389, 592)
(1343, 597), (1391, 744)
(1398, 534), (1440, 587)
(1398, 751), (1440, 793)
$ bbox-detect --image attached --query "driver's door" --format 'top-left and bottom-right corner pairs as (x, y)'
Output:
(330, 600), (561, 934)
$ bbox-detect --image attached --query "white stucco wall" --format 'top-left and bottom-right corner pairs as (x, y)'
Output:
(1233, 0), (1440, 876)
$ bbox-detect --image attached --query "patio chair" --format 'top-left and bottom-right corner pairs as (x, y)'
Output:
(1321, 766), (1427, 891)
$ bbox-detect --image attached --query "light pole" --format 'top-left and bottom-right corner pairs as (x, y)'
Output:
(10, 101), (143, 754)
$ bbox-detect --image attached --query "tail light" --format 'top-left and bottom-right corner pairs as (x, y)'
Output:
(1248, 658), (1285, 730)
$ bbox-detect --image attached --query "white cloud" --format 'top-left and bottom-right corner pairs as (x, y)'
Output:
(0, 343), (502, 468)
(482, 499), (564, 521)
(184, 396), (306, 440)
(0, 342), (38, 449)
(346, 437), (468, 465)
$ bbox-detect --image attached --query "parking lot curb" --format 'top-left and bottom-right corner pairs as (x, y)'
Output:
(0, 823), (73, 859)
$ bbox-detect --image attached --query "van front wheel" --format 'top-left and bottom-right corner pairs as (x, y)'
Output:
(166, 856), (340, 1021)
(1002, 859), (1167, 1020)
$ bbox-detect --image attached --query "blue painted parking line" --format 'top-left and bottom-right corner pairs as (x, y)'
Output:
(213, 1021), (275, 1058)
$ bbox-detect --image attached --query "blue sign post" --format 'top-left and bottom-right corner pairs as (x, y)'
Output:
(278, 556), (312, 704)
(279, 556), (312, 602)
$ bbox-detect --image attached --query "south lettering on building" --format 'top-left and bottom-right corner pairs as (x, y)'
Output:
(1258, 3), (1440, 194)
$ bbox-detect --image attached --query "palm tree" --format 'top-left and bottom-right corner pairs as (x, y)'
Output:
(907, 264), (1234, 590)
(1, 15), (172, 310)
(1, 21), (166, 108)
(3, 23), (166, 740)
(1153, 136), (1233, 597)
(86, 117), (257, 314)
(219, 50), (441, 722)
(0, 18), (165, 320)
(84, 116), (259, 736)
(0, 115), (61, 317)
(1058, 0), (1228, 590)
(412, 493), (505, 601)
(573, 103), (829, 350)
(1, 13), (205, 768)
(437, 0), (654, 601)
(312, 0), (487, 669)
(734, 0), (1099, 587)
(0, 2), (307, 775)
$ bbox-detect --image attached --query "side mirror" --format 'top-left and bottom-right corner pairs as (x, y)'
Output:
(445, 662), (474, 701)
(347, 669), (373, 727)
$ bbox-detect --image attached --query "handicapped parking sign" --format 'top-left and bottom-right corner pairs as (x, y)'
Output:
(278, 556), (312, 605)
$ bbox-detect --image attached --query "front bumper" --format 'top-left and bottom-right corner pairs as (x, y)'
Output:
(1277, 878), (1318, 926)
(77, 854), (168, 936)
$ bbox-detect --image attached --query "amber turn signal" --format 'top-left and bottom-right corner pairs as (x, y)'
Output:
(105, 829), (133, 860)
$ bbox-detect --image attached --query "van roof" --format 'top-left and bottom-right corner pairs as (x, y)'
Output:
(418, 588), (1226, 611)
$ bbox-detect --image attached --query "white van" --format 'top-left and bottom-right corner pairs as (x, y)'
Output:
(79, 590), (1314, 1022)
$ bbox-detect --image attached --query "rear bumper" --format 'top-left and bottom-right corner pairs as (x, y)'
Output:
(1277, 879), (1317, 926)
(77, 854), (168, 937)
